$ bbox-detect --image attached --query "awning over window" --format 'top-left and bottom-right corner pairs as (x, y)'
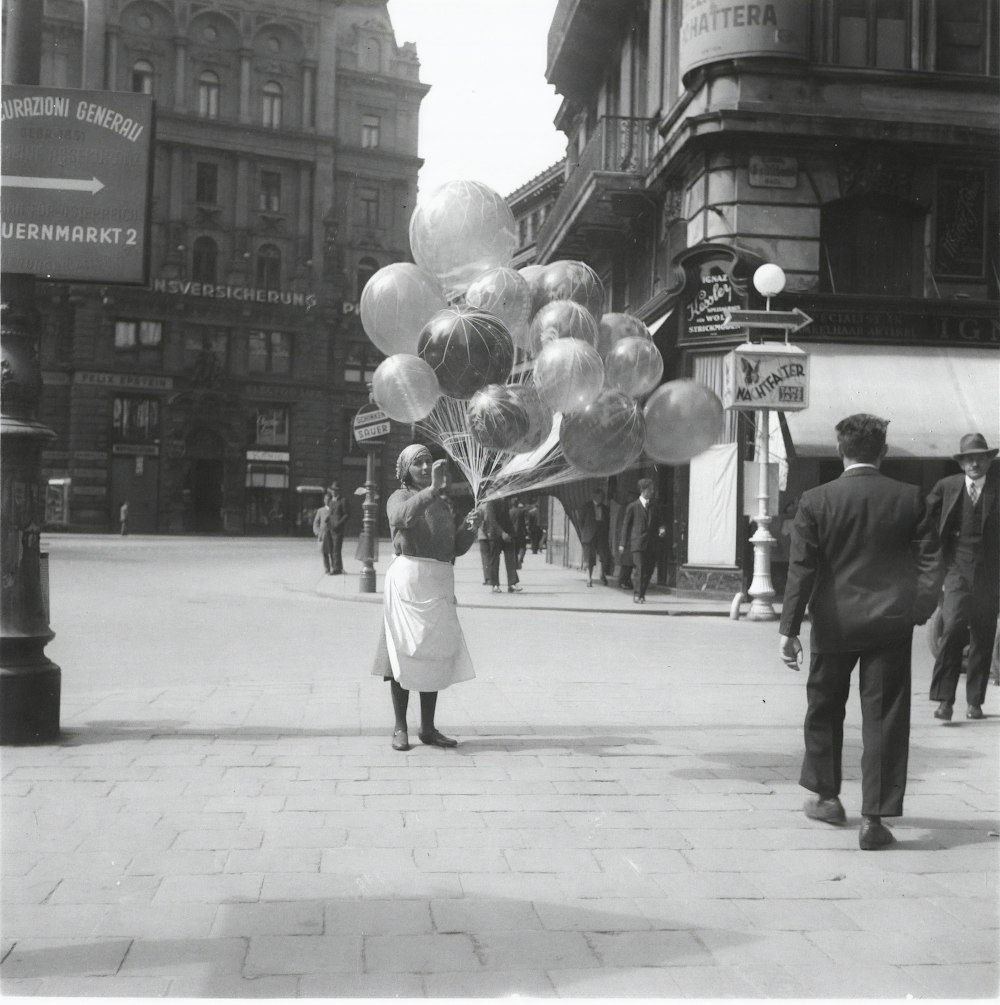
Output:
(783, 343), (999, 458)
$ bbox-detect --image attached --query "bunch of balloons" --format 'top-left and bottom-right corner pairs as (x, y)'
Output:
(358, 179), (723, 498)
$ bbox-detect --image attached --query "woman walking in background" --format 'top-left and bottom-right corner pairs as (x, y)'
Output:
(371, 444), (480, 751)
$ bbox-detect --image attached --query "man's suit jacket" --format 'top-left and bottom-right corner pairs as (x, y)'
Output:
(328, 495), (349, 533)
(483, 498), (515, 541)
(925, 469), (999, 599)
(620, 499), (663, 554)
(779, 467), (939, 653)
(577, 500), (610, 546)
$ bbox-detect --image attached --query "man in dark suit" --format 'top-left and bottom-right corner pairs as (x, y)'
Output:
(927, 433), (999, 722)
(618, 477), (666, 604)
(779, 414), (938, 851)
(484, 497), (521, 594)
(327, 483), (350, 574)
(577, 487), (612, 587)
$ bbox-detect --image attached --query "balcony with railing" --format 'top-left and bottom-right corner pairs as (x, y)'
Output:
(535, 115), (652, 262)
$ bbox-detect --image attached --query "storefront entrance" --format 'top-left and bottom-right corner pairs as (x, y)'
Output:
(184, 428), (225, 533)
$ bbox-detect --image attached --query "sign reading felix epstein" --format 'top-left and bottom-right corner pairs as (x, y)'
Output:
(1, 85), (153, 283)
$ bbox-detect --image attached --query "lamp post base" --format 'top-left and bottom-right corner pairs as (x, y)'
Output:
(0, 652), (60, 745)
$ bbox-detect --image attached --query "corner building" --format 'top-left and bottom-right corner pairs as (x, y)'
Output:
(538, 0), (999, 595)
(26, 0), (426, 534)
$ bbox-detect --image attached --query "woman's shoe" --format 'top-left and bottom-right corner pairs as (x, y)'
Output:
(491, 585), (502, 593)
(391, 728), (410, 751)
(418, 729), (458, 748)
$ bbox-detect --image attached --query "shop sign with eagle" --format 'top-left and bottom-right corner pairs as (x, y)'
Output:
(722, 343), (810, 411)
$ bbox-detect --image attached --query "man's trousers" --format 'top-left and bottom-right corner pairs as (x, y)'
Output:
(929, 582), (999, 707)
(800, 638), (912, 817)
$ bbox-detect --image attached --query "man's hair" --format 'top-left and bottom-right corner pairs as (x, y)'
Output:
(637, 477), (654, 492)
(835, 413), (888, 463)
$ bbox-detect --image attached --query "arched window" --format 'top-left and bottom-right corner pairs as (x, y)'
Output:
(262, 81), (282, 128)
(131, 59), (154, 94)
(198, 70), (220, 118)
(192, 236), (218, 283)
(356, 257), (379, 298)
(256, 244), (281, 289)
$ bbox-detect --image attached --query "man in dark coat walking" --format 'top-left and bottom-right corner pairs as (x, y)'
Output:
(926, 433), (999, 722)
(484, 497), (521, 593)
(577, 487), (612, 587)
(618, 477), (666, 604)
(327, 483), (350, 574)
(779, 414), (938, 851)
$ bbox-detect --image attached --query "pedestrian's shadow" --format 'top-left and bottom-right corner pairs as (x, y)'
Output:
(889, 816), (1000, 850)
(454, 733), (657, 755)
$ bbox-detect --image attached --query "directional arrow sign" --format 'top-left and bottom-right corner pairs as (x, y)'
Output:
(722, 307), (813, 332)
(2, 174), (105, 195)
(1, 84), (152, 283)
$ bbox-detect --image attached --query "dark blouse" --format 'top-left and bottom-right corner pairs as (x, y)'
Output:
(387, 485), (477, 563)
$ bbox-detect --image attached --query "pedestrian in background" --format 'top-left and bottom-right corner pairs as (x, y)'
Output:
(371, 444), (480, 751)
(326, 482), (350, 574)
(476, 501), (491, 585)
(484, 496), (521, 594)
(779, 414), (939, 850)
(526, 499), (543, 554)
(577, 487), (612, 587)
(926, 433), (999, 722)
(618, 478), (666, 603)
(510, 495), (528, 569)
(118, 500), (129, 536)
(312, 491), (334, 574)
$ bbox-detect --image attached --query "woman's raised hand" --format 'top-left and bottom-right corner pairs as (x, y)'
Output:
(431, 459), (449, 495)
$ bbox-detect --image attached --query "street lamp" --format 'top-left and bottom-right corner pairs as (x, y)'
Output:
(744, 264), (786, 621)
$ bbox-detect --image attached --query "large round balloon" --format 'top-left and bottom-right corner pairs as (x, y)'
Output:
(409, 180), (517, 298)
(359, 263), (446, 357)
(467, 384), (531, 452)
(604, 336), (664, 398)
(518, 264), (549, 319)
(417, 306), (514, 400)
(371, 354), (441, 423)
(528, 299), (599, 356)
(533, 338), (604, 415)
(507, 381), (553, 453)
(464, 267), (532, 351)
(596, 312), (652, 359)
(535, 260), (606, 320)
(560, 389), (646, 476)
(643, 379), (724, 464)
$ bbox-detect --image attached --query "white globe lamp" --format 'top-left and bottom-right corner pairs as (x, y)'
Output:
(753, 263), (786, 306)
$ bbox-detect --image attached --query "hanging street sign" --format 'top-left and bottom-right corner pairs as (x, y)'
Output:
(1, 84), (154, 283)
(722, 342), (810, 411)
(722, 307), (813, 332)
(352, 403), (391, 447)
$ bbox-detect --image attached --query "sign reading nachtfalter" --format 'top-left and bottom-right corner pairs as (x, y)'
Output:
(723, 343), (810, 411)
(679, 0), (809, 79)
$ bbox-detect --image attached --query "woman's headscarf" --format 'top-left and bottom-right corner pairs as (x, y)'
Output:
(396, 444), (432, 486)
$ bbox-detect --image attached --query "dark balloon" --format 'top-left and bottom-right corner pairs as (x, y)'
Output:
(467, 384), (531, 451)
(559, 389), (645, 476)
(417, 306), (515, 399)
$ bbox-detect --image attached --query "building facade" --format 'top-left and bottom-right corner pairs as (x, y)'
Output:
(537, 0), (999, 595)
(22, 0), (426, 534)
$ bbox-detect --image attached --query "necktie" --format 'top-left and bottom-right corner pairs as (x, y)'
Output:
(969, 482), (980, 505)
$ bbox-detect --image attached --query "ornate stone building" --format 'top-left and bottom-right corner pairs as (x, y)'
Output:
(533, 0), (999, 594)
(25, 0), (427, 534)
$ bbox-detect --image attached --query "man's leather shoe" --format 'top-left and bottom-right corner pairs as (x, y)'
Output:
(859, 817), (895, 850)
(967, 704), (984, 720)
(391, 728), (409, 751)
(418, 729), (458, 748)
(934, 701), (954, 721)
(803, 794), (846, 825)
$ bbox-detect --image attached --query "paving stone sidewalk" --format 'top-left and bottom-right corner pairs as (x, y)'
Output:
(2, 539), (997, 998)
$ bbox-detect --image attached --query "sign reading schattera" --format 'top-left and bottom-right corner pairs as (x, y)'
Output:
(723, 343), (810, 411)
(1, 85), (153, 283)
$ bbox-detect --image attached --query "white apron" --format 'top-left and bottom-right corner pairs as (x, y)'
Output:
(381, 555), (475, 691)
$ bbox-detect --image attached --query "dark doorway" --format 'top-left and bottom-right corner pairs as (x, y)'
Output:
(184, 428), (225, 533)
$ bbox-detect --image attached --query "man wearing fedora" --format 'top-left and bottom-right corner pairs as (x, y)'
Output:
(927, 433), (999, 722)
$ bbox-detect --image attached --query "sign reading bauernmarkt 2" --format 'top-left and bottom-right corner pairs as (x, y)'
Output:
(1, 85), (153, 284)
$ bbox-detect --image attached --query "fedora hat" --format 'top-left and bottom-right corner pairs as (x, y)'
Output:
(954, 433), (999, 460)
